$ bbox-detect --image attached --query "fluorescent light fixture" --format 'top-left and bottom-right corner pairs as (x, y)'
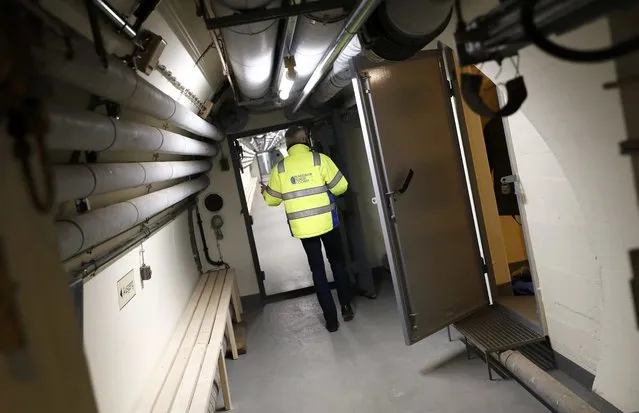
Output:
(278, 69), (296, 101)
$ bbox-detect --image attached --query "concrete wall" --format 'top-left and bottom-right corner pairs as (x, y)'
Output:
(83, 213), (199, 413)
(198, 140), (260, 297)
(436, 2), (639, 410)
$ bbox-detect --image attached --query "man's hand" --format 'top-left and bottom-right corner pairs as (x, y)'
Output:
(260, 183), (267, 194)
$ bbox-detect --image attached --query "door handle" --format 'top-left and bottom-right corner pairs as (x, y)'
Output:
(387, 169), (414, 200)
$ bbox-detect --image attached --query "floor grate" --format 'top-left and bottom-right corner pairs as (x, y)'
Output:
(454, 306), (547, 379)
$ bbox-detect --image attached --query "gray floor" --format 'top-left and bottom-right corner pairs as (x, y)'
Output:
(251, 182), (333, 296)
(227, 283), (546, 413)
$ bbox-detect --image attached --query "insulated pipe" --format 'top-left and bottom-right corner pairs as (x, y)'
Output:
(56, 176), (210, 260)
(54, 160), (212, 203)
(287, 9), (344, 96)
(310, 36), (361, 106)
(291, 0), (383, 113)
(40, 36), (223, 140)
(211, 0), (282, 100)
(272, 1), (299, 93)
(46, 108), (218, 156)
(309, 0), (453, 106)
(498, 351), (599, 413)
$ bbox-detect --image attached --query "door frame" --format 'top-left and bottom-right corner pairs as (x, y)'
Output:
(227, 118), (337, 300)
(499, 106), (550, 335)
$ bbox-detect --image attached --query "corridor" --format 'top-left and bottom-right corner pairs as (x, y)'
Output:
(226, 283), (545, 413)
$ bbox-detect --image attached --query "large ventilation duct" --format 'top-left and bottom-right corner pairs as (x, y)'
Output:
(40, 36), (224, 141)
(212, 0), (282, 100)
(56, 176), (209, 260)
(54, 160), (212, 203)
(287, 9), (345, 96)
(46, 108), (218, 156)
(309, 0), (453, 106)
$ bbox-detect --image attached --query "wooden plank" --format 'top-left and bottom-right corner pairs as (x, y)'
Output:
(171, 271), (227, 412)
(134, 273), (210, 413)
(230, 278), (243, 323)
(188, 271), (236, 413)
(217, 349), (232, 411)
(225, 310), (239, 360)
(152, 272), (219, 413)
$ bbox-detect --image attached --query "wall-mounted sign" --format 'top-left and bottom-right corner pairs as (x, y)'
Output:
(117, 270), (136, 310)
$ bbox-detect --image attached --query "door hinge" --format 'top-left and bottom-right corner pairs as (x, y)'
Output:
(481, 257), (489, 274)
(408, 312), (418, 331)
(260, 271), (266, 281)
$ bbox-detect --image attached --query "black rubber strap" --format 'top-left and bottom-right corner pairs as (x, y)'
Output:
(461, 74), (528, 118)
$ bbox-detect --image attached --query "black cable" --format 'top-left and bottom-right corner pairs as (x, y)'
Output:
(194, 41), (215, 67)
(187, 201), (204, 274)
(195, 200), (229, 269)
(521, 0), (639, 63)
(454, 0), (465, 31)
(83, 0), (109, 68)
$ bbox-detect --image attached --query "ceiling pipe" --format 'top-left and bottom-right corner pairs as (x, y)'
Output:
(291, 0), (382, 113)
(56, 176), (209, 260)
(286, 5), (345, 98)
(46, 107), (217, 156)
(94, 0), (137, 39)
(211, 0), (282, 100)
(40, 35), (224, 141)
(310, 0), (454, 106)
(54, 160), (212, 203)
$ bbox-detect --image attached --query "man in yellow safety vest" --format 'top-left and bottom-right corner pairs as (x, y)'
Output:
(262, 126), (354, 332)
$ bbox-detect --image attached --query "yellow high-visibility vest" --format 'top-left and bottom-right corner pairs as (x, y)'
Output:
(263, 144), (348, 239)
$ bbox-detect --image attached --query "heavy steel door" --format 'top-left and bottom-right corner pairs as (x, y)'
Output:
(353, 47), (489, 344)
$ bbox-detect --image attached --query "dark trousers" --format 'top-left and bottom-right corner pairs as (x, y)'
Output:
(300, 228), (352, 324)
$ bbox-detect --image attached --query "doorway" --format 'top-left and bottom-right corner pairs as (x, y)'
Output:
(233, 128), (334, 297)
(462, 66), (543, 332)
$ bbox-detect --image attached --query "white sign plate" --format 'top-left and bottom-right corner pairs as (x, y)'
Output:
(117, 270), (136, 310)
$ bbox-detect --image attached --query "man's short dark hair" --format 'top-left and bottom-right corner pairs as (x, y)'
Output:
(285, 126), (306, 140)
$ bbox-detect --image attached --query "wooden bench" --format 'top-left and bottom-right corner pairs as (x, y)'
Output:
(134, 269), (244, 413)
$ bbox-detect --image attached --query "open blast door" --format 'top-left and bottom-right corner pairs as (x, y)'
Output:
(353, 45), (490, 345)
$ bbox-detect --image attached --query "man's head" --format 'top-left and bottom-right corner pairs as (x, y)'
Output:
(285, 126), (308, 149)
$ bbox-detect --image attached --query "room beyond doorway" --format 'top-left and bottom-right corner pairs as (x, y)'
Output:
(235, 130), (334, 297)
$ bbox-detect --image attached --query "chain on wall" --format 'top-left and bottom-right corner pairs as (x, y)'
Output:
(156, 63), (206, 112)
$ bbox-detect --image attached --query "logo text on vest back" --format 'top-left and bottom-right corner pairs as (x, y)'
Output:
(291, 173), (312, 185)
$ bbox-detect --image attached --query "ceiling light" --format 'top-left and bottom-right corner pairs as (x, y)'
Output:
(278, 69), (297, 101)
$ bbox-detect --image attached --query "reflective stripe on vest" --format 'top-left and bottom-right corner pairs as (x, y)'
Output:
(282, 185), (327, 201)
(327, 171), (343, 189)
(286, 203), (336, 221)
(265, 186), (282, 199)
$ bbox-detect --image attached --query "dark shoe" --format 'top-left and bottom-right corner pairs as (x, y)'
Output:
(326, 321), (339, 333)
(341, 304), (354, 322)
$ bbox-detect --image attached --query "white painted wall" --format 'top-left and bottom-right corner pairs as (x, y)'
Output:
(83, 212), (199, 413)
(434, 3), (639, 410)
(199, 140), (260, 296)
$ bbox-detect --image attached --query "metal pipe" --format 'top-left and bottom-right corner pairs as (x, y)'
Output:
(69, 199), (193, 282)
(46, 108), (218, 156)
(54, 160), (212, 203)
(56, 176), (209, 260)
(40, 36), (224, 140)
(498, 351), (599, 413)
(291, 0), (382, 113)
(94, 0), (137, 39)
(205, 0), (352, 29)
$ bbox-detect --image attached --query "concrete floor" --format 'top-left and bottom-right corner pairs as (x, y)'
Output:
(227, 283), (546, 413)
(251, 182), (333, 296)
